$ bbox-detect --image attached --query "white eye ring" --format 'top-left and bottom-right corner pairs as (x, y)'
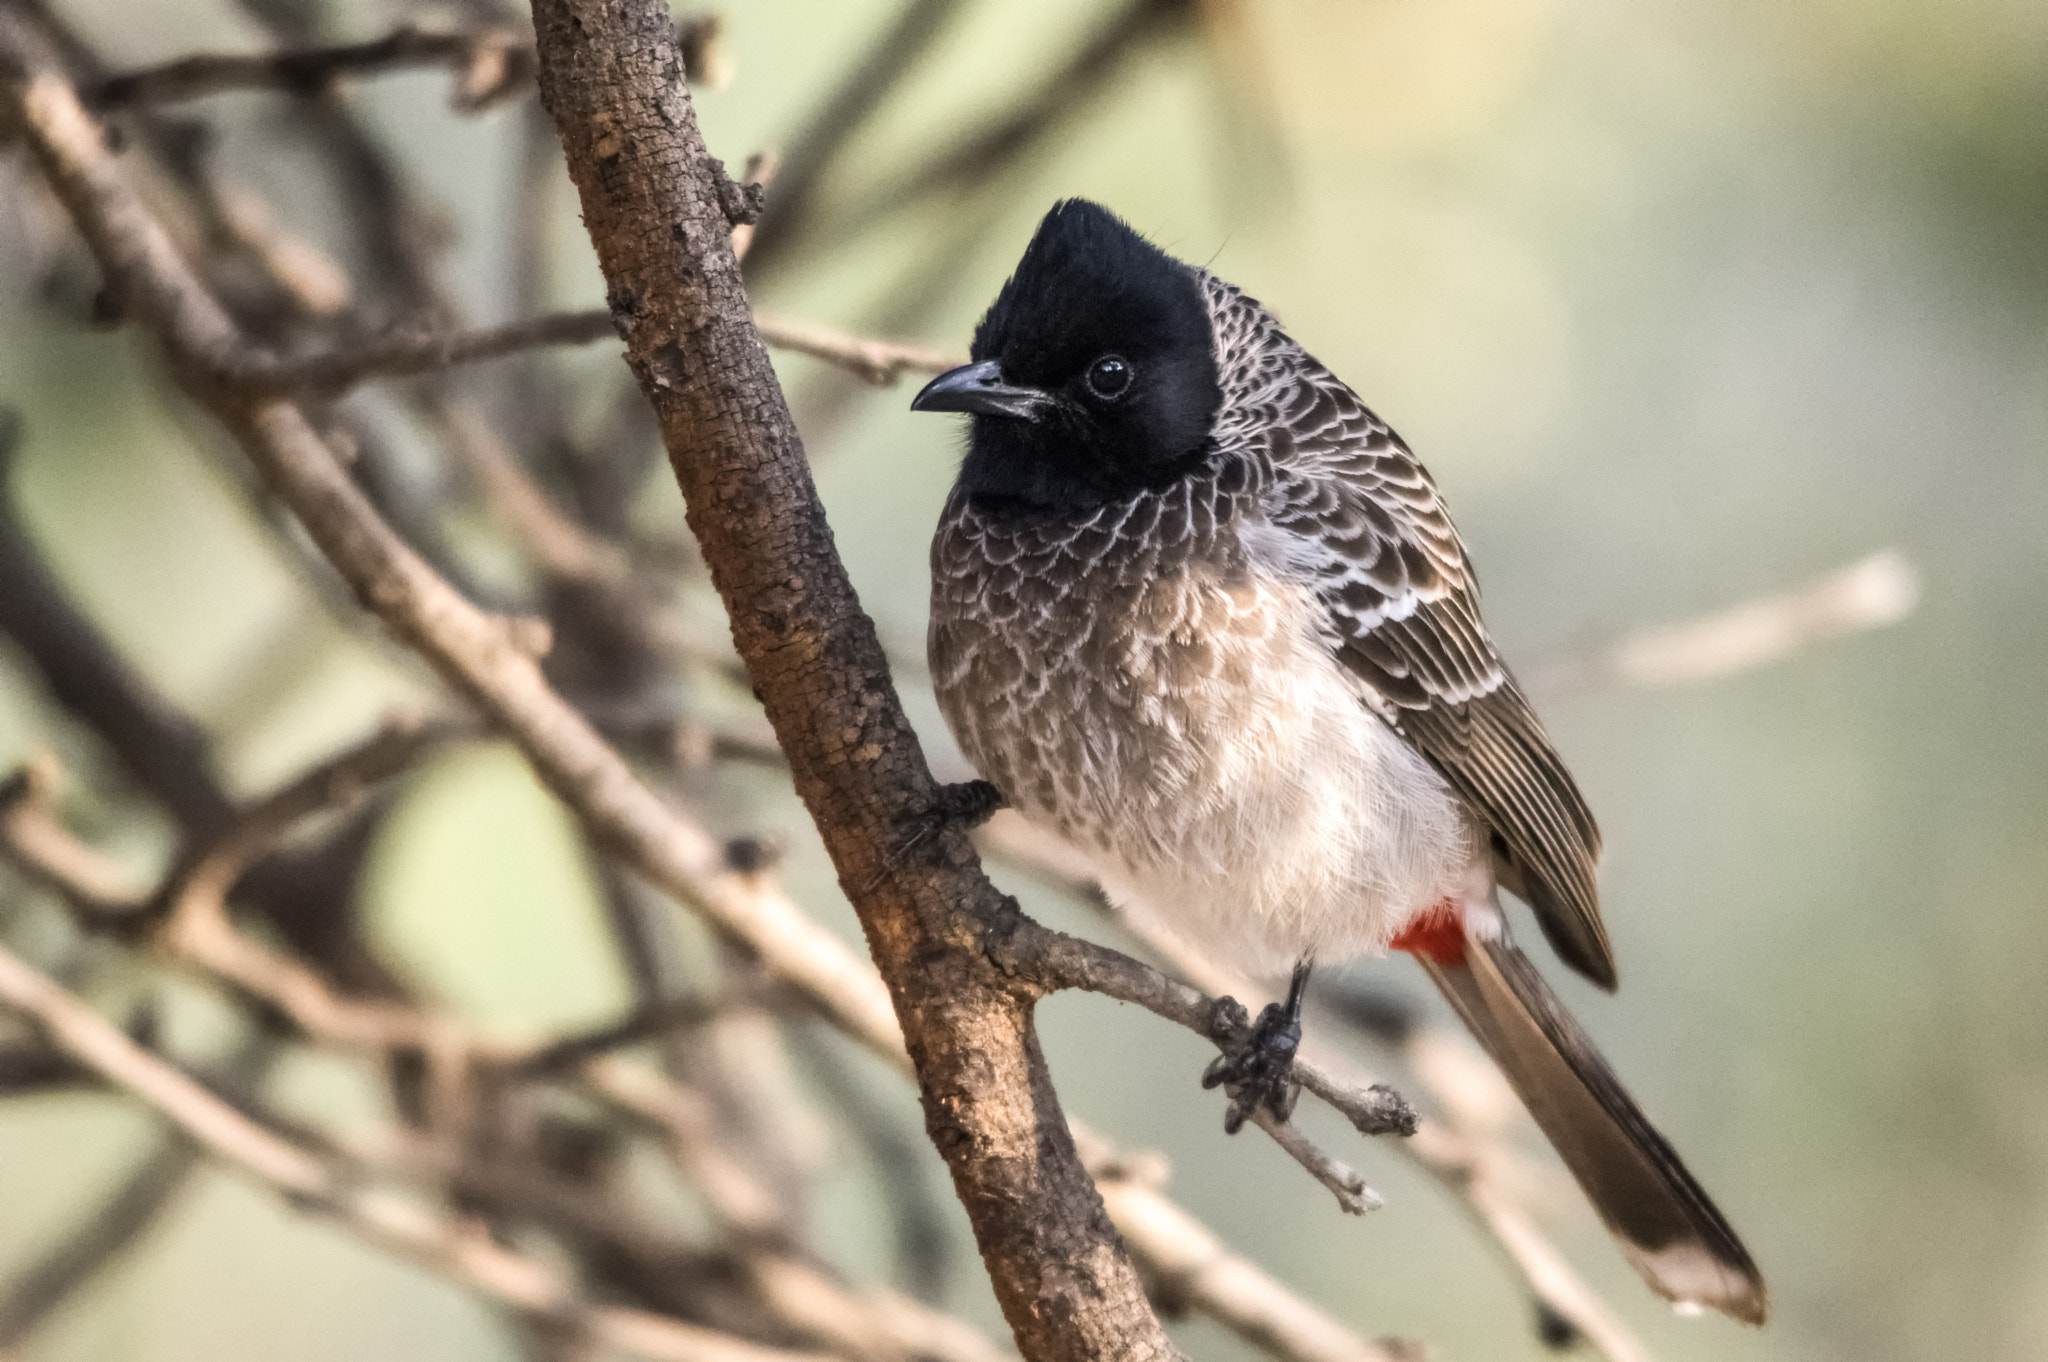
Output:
(1086, 354), (1133, 400)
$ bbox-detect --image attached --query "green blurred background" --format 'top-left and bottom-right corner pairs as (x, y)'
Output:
(2, 0), (2046, 1359)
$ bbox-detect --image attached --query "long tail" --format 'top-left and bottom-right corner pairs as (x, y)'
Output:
(1413, 929), (1768, 1326)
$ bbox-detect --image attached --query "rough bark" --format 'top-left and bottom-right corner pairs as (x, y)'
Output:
(526, 3), (1181, 1358)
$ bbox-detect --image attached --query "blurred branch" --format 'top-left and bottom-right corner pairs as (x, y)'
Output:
(752, 311), (960, 386)
(238, 308), (960, 395)
(3, 738), (1012, 1362)
(0, 759), (148, 926)
(0, 1138), (201, 1346)
(427, 394), (633, 587)
(0, 1034), (85, 1092)
(808, 0), (1191, 256)
(92, 17), (727, 111)
(248, 309), (619, 394)
(96, 25), (534, 112)
(1077, 1129), (1423, 1362)
(0, 413), (235, 836)
(1534, 549), (1921, 691)
(740, 0), (962, 272)
(0, 1028), (275, 1350)
(4, 13), (1448, 1359)
(0, 940), (833, 1362)
(0, 33), (912, 1062)
(787, 1025), (954, 1303)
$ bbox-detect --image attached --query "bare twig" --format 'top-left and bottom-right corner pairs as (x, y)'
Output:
(0, 1138), (201, 1346)
(0, 415), (235, 836)
(96, 27), (531, 110)
(978, 810), (1655, 1362)
(1246, 1108), (1382, 1215)
(0, 940), (832, 1362)
(247, 310), (618, 394)
(0, 45), (911, 1064)
(4, 741), (1401, 1251)
(92, 18), (728, 111)
(1536, 549), (1921, 691)
(3, 747), (1012, 1362)
(6, 26), (1428, 1360)
(1075, 1128), (1422, 1362)
(0, 759), (146, 925)
(237, 308), (959, 396)
(753, 311), (960, 386)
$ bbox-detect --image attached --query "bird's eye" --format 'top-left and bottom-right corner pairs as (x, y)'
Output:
(1085, 354), (1133, 400)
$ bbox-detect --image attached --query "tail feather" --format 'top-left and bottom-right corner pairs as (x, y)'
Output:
(1418, 932), (1768, 1326)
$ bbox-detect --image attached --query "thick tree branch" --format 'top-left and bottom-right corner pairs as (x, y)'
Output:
(0, 22), (911, 1065)
(527, 4), (1178, 1356)
(2, 24), (1420, 1359)
(1, 741), (1012, 1362)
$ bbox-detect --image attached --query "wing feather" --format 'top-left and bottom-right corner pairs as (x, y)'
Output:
(1257, 365), (1615, 987)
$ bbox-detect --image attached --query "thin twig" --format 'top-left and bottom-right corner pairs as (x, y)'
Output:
(236, 308), (960, 395)
(92, 19), (727, 111)
(0, 1138), (202, 1346)
(1533, 549), (1921, 691)
(0, 759), (146, 925)
(0, 940), (832, 1362)
(1074, 1127), (1422, 1362)
(245, 310), (618, 394)
(7, 33), (1423, 1359)
(1, 745), (1012, 1362)
(1246, 1109), (1382, 1215)
(978, 809), (1656, 1362)
(3, 37), (909, 1061)
(753, 311), (960, 386)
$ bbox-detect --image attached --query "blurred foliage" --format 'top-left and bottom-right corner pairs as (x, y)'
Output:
(1, 0), (2045, 1360)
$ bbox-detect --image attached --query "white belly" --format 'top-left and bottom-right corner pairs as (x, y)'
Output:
(1081, 609), (1479, 982)
(937, 559), (1481, 983)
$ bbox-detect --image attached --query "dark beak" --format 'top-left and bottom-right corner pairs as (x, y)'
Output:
(910, 360), (1052, 421)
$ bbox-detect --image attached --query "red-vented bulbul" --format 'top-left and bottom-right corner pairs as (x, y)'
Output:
(911, 199), (1766, 1325)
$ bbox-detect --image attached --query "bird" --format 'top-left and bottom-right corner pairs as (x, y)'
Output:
(909, 198), (1766, 1327)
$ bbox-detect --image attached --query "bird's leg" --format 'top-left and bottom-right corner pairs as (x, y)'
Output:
(1203, 956), (1311, 1134)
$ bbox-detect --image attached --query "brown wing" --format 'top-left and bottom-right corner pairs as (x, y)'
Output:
(1259, 369), (1615, 988)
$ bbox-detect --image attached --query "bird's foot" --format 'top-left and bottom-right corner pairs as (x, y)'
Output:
(863, 780), (1007, 892)
(1202, 958), (1311, 1134)
(928, 779), (1006, 831)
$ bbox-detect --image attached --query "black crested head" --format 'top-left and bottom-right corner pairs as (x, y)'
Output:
(916, 200), (1222, 515)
